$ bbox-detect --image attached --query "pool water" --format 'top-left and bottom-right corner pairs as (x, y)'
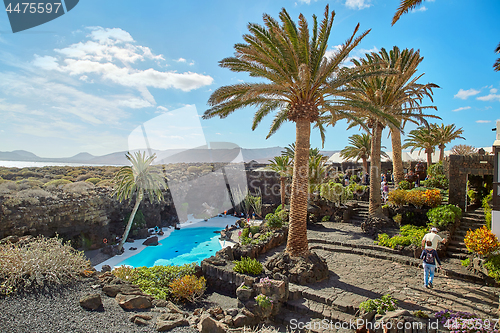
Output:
(116, 227), (223, 267)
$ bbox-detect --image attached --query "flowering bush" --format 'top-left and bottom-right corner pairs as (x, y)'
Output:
(434, 310), (499, 333)
(255, 294), (273, 309)
(464, 226), (500, 257)
(359, 294), (398, 315)
(169, 275), (206, 303)
(259, 277), (273, 287)
(387, 189), (407, 207)
(421, 189), (442, 207)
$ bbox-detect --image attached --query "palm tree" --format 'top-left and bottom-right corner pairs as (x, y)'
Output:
(268, 155), (292, 208)
(431, 123), (465, 161)
(340, 133), (389, 173)
(451, 144), (477, 156)
(203, 6), (371, 256)
(342, 47), (438, 217)
(403, 126), (437, 167)
(113, 151), (165, 252)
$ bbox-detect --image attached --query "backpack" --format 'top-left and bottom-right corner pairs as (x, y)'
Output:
(424, 250), (435, 264)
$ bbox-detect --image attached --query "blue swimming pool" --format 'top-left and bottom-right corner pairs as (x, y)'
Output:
(116, 227), (223, 267)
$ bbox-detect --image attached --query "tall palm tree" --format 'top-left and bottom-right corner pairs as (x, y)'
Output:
(376, 47), (439, 185)
(268, 155), (292, 208)
(342, 47), (438, 217)
(403, 126), (437, 167)
(203, 6), (371, 256)
(431, 123), (465, 161)
(113, 151), (165, 252)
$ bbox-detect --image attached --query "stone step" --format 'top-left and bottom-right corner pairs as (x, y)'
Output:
(461, 214), (486, 221)
(284, 298), (357, 324)
(310, 243), (487, 286)
(458, 222), (485, 230)
(449, 240), (465, 247)
(446, 245), (469, 254)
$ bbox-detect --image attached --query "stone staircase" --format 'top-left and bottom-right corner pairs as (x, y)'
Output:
(349, 201), (369, 225)
(446, 208), (486, 260)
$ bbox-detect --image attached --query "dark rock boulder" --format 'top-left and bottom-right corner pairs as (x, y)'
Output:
(265, 251), (329, 285)
(79, 293), (102, 310)
(155, 313), (189, 332)
(142, 236), (158, 246)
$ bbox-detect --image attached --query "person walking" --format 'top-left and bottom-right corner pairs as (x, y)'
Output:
(420, 240), (442, 288)
(421, 227), (446, 250)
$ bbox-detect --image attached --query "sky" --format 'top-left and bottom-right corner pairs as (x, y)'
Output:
(0, 0), (499, 158)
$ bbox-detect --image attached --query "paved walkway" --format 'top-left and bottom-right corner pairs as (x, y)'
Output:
(302, 221), (498, 318)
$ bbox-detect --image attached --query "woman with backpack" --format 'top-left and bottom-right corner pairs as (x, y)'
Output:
(420, 240), (442, 288)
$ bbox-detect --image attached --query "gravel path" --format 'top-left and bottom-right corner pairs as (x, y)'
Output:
(0, 279), (198, 333)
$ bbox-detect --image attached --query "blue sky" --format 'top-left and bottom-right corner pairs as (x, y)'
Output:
(0, 0), (499, 158)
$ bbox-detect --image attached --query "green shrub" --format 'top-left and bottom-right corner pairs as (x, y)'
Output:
(112, 264), (197, 299)
(266, 211), (288, 229)
(393, 214), (402, 224)
(275, 204), (282, 213)
(421, 175), (449, 189)
(169, 275), (206, 303)
(249, 226), (260, 235)
(484, 255), (500, 282)
(461, 258), (470, 267)
(413, 310), (429, 319)
(322, 215), (330, 222)
(427, 161), (444, 177)
(233, 257), (263, 275)
(483, 190), (493, 229)
(85, 177), (101, 185)
(255, 294), (273, 309)
(319, 181), (353, 207)
(376, 225), (427, 249)
(0, 235), (92, 295)
(125, 210), (146, 231)
(187, 166), (201, 174)
(398, 180), (413, 190)
(43, 179), (72, 188)
(359, 294), (398, 315)
(427, 204), (462, 229)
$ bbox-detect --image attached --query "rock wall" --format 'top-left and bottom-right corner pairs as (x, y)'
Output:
(444, 155), (494, 209)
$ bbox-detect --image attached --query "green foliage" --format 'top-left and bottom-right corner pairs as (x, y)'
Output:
(461, 258), (470, 267)
(348, 183), (366, 196)
(359, 294), (398, 315)
(233, 257), (263, 275)
(255, 294), (273, 309)
(413, 310), (429, 319)
(421, 175), (449, 189)
(124, 209), (146, 230)
(427, 204), (462, 229)
(322, 215), (330, 222)
(376, 225), (427, 249)
(319, 181), (353, 207)
(393, 214), (402, 224)
(265, 210), (288, 229)
(398, 180), (413, 190)
(169, 275), (206, 303)
(43, 179), (72, 188)
(483, 190), (493, 229)
(85, 177), (102, 185)
(0, 235), (92, 295)
(484, 255), (500, 282)
(427, 161), (444, 177)
(275, 205), (282, 213)
(112, 264), (197, 300)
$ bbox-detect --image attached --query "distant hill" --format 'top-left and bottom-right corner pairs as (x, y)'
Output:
(0, 147), (339, 166)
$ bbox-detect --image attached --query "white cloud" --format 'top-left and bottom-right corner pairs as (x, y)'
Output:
(454, 88), (481, 100)
(119, 98), (153, 109)
(477, 94), (500, 102)
(490, 88), (498, 93)
(411, 6), (427, 13)
(325, 45), (379, 68)
(345, 0), (371, 10)
(32, 27), (213, 101)
(452, 106), (471, 112)
(297, 0), (312, 3)
(189, 61), (195, 66)
(32, 55), (60, 71)
(155, 106), (169, 113)
(476, 120), (491, 123)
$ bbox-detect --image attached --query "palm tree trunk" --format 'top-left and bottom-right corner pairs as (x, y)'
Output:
(362, 157), (368, 174)
(439, 144), (445, 162)
(286, 118), (310, 257)
(426, 149), (432, 167)
(118, 190), (144, 252)
(369, 122), (383, 217)
(391, 128), (404, 185)
(280, 176), (286, 208)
